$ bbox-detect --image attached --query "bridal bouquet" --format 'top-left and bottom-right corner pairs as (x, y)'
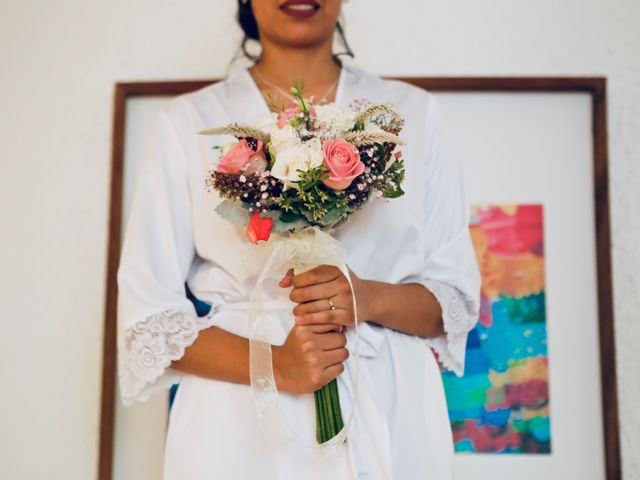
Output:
(200, 81), (406, 446)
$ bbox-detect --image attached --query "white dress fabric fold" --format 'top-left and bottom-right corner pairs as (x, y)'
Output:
(117, 63), (481, 479)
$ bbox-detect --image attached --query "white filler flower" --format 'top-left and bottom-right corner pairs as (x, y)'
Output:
(314, 104), (356, 133)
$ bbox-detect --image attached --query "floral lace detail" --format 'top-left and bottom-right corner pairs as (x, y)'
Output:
(118, 309), (215, 405)
(421, 279), (479, 376)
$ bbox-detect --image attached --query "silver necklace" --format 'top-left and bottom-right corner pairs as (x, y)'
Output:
(251, 65), (339, 106)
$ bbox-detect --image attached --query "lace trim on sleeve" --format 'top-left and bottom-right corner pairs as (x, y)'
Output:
(421, 279), (479, 377)
(118, 309), (215, 405)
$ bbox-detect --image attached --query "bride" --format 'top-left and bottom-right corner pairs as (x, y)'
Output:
(117, 0), (481, 478)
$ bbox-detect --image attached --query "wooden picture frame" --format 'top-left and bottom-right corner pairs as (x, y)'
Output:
(98, 76), (619, 479)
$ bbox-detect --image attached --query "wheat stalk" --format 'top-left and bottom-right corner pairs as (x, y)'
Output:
(198, 123), (270, 144)
(353, 104), (402, 127)
(342, 131), (405, 146)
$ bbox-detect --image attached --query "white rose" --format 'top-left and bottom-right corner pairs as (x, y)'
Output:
(314, 104), (356, 132)
(271, 140), (324, 190)
(304, 137), (324, 168)
(268, 124), (301, 156)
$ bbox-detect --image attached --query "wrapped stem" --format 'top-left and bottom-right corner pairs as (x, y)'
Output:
(293, 261), (345, 444)
(248, 226), (358, 450)
(314, 379), (345, 443)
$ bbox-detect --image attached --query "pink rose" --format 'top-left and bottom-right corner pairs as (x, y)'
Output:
(217, 139), (265, 173)
(321, 139), (365, 190)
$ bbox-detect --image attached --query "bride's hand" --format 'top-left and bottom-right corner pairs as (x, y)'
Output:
(279, 265), (367, 329)
(272, 323), (348, 394)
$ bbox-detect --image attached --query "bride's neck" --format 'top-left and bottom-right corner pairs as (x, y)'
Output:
(250, 40), (341, 90)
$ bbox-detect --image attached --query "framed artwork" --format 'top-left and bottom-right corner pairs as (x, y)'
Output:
(98, 75), (620, 479)
(444, 203), (550, 454)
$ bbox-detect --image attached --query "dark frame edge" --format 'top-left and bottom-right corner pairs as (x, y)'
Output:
(591, 78), (622, 480)
(97, 83), (126, 480)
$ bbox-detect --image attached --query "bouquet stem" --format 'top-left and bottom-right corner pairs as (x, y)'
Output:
(314, 378), (344, 443)
(293, 260), (345, 443)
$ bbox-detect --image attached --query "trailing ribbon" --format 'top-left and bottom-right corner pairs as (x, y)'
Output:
(248, 226), (361, 456)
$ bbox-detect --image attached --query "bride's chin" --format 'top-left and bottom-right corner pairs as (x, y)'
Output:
(272, 33), (331, 50)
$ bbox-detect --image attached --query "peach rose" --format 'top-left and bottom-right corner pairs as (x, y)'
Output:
(276, 106), (316, 129)
(217, 139), (265, 174)
(277, 107), (301, 129)
(321, 139), (365, 190)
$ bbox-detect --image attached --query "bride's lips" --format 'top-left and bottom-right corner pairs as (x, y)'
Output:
(279, 0), (320, 19)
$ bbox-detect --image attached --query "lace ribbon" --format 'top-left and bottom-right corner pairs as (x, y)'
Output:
(248, 226), (361, 455)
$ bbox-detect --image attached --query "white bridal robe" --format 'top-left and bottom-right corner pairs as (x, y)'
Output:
(117, 63), (481, 480)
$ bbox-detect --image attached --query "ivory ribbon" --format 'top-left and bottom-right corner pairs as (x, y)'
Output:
(248, 226), (361, 456)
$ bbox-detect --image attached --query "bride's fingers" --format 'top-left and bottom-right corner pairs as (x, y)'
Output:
(278, 268), (294, 288)
(320, 347), (350, 368)
(289, 279), (344, 304)
(305, 323), (343, 334)
(316, 332), (347, 350)
(292, 294), (349, 316)
(295, 309), (350, 326)
(292, 299), (324, 316)
(322, 363), (346, 384)
(292, 265), (341, 288)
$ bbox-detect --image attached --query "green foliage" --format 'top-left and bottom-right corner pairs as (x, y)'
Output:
(289, 77), (312, 129)
(274, 165), (350, 224)
(382, 157), (406, 198)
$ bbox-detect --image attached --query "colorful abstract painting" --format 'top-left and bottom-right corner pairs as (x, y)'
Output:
(440, 204), (551, 454)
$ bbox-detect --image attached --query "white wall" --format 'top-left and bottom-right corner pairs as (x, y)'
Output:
(0, 0), (638, 478)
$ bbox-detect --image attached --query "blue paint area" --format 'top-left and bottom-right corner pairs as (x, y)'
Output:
(455, 440), (475, 452)
(531, 417), (551, 442)
(477, 293), (547, 372)
(448, 407), (485, 422)
(481, 408), (511, 427)
(463, 343), (491, 376)
(449, 405), (512, 426)
(466, 327), (482, 348)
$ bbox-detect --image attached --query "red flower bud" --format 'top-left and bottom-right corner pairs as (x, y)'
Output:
(246, 210), (273, 244)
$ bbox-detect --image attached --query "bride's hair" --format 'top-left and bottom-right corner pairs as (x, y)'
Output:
(236, 0), (355, 65)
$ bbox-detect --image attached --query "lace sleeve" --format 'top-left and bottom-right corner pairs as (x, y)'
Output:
(118, 309), (216, 405)
(420, 279), (479, 376)
(418, 93), (481, 377)
(116, 104), (210, 405)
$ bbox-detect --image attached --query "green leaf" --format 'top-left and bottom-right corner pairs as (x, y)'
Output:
(214, 199), (251, 226)
(383, 186), (405, 198)
(279, 210), (302, 223)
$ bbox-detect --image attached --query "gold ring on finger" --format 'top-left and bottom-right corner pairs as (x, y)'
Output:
(328, 297), (336, 311)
